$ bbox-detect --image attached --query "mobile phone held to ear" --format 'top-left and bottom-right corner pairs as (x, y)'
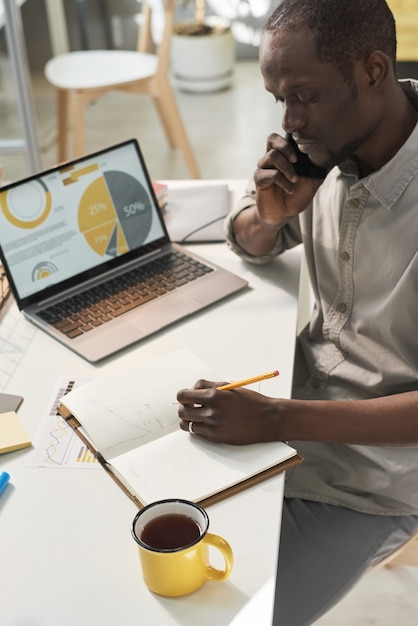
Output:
(286, 133), (328, 180)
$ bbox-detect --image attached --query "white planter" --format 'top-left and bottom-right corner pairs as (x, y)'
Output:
(171, 17), (235, 93)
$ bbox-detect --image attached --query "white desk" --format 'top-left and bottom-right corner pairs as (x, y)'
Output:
(0, 180), (301, 626)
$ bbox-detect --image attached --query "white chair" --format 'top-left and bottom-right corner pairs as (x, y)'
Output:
(44, 0), (200, 178)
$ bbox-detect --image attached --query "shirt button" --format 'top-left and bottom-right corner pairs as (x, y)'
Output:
(336, 302), (347, 313)
(350, 198), (360, 208)
(341, 251), (350, 261)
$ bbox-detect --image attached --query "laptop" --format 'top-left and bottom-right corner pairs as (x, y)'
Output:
(0, 139), (248, 362)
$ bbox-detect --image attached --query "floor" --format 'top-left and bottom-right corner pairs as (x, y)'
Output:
(0, 57), (282, 184)
(316, 564), (418, 625)
(1, 58), (418, 624)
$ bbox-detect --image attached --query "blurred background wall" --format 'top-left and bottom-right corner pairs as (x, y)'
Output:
(0, 0), (280, 70)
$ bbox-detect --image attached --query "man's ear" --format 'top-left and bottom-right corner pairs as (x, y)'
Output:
(364, 51), (391, 90)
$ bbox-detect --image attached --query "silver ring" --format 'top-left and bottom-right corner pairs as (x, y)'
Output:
(188, 421), (195, 435)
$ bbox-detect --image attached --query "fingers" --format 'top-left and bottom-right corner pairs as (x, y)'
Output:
(178, 408), (212, 439)
(253, 132), (323, 225)
(179, 415), (222, 442)
(177, 381), (224, 440)
(177, 379), (227, 402)
(192, 378), (228, 390)
(256, 132), (299, 194)
(179, 418), (204, 436)
(178, 400), (212, 427)
(255, 165), (295, 197)
(265, 131), (297, 161)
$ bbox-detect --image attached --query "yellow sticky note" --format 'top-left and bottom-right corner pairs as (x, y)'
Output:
(0, 411), (32, 454)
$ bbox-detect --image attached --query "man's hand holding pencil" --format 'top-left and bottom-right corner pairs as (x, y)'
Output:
(177, 370), (280, 444)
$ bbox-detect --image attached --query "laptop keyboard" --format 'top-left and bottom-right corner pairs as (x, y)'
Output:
(38, 250), (213, 339)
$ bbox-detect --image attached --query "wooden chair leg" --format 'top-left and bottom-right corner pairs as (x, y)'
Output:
(57, 89), (69, 162)
(152, 94), (177, 149)
(385, 534), (418, 568)
(154, 80), (200, 179)
(372, 533), (418, 570)
(72, 91), (87, 158)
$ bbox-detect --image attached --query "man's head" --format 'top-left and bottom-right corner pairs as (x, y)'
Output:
(260, 0), (403, 173)
(264, 0), (396, 83)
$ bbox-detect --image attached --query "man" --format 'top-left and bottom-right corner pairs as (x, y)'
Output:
(177, 1), (418, 623)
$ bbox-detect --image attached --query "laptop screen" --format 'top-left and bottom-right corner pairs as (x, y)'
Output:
(0, 140), (168, 303)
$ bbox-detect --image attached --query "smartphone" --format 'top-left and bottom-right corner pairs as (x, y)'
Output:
(286, 133), (327, 180)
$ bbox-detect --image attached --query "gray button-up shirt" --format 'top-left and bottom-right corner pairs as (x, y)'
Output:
(225, 80), (418, 515)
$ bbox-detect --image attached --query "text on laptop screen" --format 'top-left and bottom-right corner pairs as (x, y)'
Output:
(0, 142), (166, 300)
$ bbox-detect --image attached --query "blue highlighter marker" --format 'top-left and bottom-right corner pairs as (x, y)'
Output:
(0, 471), (10, 496)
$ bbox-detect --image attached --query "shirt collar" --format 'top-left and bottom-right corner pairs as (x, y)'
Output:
(338, 79), (418, 209)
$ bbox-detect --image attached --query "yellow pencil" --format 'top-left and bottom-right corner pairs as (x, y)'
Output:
(217, 370), (280, 391)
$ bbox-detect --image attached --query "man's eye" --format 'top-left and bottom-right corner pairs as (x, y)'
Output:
(298, 94), (317, 103)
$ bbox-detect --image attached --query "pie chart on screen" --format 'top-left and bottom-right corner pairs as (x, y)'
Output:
(78, 171), (153, 257)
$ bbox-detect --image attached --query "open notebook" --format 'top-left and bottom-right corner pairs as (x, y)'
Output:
(0, 140), (247, 362)
(57, 350), (301, 508)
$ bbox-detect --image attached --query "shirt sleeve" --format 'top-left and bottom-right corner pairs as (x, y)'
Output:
(224, 177), (303, 265)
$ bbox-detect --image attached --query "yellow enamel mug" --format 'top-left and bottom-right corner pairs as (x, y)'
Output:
(131, 499), (233, 597)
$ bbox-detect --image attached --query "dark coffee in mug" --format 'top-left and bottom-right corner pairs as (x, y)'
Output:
(132, 499), (233, 596)
(141, 513), (202, 550)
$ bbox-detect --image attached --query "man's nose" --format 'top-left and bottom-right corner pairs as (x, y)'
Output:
(281, 102), (307, 134)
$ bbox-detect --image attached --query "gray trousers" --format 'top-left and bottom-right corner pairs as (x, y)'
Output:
(273, 498), (418, 625)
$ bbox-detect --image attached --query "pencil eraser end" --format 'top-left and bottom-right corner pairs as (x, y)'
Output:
(273, 370), (280, 376)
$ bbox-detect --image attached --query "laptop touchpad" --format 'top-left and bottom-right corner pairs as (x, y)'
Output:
(124, 292), (200, 333)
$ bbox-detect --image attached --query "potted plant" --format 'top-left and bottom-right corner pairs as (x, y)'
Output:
(171, 0), (236, 92)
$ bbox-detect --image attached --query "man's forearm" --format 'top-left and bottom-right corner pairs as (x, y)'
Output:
(271, 390), (418, 446)
(234, 205), (283, 257)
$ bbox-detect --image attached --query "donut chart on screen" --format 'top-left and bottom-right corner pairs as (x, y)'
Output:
(78, 171), (153, 257)
(0, 180), (52, 229)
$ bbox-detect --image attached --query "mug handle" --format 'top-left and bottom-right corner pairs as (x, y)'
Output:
(203, 532), (234, 581)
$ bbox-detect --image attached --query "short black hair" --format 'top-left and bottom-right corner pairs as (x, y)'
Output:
(264, 0), (397, 80)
